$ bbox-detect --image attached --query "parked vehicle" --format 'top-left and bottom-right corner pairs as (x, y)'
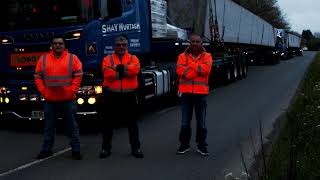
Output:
(276, 29), (303, 59)
(0, 0), (279, 122)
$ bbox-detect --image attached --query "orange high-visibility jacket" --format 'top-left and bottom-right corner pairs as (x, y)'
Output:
(102, 51), (140, 92)
(34, 49), (83, 101)
(176, 47), (213, 94)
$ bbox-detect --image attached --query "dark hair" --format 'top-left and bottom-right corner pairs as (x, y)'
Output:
(115, 34), (129, 43)
(52, 34), (66, 43)
(190, 33), (201, 38)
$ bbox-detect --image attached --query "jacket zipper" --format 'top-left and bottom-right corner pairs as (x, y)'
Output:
(192, 55), (197, 94)
(120, 55), (122, 93)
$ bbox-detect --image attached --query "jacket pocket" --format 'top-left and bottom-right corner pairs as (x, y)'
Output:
(64, 86), (76, 99)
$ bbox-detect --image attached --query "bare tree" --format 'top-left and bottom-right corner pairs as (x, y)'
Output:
(233, 0), (290, 29)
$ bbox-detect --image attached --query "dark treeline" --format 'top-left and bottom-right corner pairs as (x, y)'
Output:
(233, 0), (290, 29)
(302, 30), (320, 50)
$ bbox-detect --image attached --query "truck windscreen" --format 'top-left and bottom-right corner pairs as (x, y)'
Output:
(0, 0), (97, 31)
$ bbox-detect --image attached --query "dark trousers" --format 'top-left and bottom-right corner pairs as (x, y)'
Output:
(41, 100), (80, 152)
(101, 90), (141, 150)
(179, 93), (208, 147)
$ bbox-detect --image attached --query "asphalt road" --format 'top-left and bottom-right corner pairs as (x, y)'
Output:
(0, 52), (316, 180)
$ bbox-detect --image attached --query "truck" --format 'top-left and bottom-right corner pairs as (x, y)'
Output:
(276, 29), (303, 59)
(0, 0), (279, 123)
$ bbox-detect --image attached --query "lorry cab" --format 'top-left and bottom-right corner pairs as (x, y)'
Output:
(0, 0), (173, 121)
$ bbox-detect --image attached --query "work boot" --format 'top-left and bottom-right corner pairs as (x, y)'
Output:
(196, 145), (209, 156)
(99, 149), (111, 159)
(72, 151), (83, 160)
(131, 149), (144, 158)
(176, 144), (190, 154)
(36, 151), (53, 159)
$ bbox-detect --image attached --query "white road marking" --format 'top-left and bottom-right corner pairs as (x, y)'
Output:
(0, 147), (71, 177)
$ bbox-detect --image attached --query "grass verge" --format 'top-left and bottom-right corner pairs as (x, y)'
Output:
(265, 53), (320, 180)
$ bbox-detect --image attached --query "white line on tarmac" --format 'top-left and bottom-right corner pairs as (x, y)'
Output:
(0, 147), (71, 177)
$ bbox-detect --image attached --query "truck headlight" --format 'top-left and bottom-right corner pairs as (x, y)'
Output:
(64, 29), (83, 40)
(94, 86), (103, 94)
(0, 87), (10, 94)
(0, 36), (14, 45)
(77, 98), (84, 105)
(88, 97), (96, 105)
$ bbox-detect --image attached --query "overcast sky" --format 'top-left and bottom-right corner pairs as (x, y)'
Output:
(277, 0), (320, 34)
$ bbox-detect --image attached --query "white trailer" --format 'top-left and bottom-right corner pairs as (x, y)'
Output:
(164, 0), (280, 85)
(288, 33), (302, 48)
(201, 0), (276, 47)
(288, 32), (303, 56)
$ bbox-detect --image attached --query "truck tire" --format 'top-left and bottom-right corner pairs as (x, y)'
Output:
(281, 52), (288, 60)
(242, 57), (248, 78)
(222, 64), (232, 85)
(237, 62), (243, 80)
(231, 63), (237, 82)
(272, 55), (280, 64)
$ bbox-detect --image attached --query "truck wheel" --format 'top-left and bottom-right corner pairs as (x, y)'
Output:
(237, 61), (243, 80)
(270, 56), (278, 64)
(231, 63), (237, 82)
(282, 52), (288, 60)
(223, 65), (232, 85)
(242, 58), (248, 78)
(275, 55), (280, 64)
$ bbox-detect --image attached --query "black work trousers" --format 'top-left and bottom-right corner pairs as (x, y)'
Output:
(179, 93), (208, 147)
(100, 90), (141, 151)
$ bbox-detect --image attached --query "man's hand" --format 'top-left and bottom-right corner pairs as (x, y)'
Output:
(116, 64), (124, 73)
(116, 64), (125, 78)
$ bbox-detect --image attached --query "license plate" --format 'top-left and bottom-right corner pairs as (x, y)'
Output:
(10, 52), (44, 67)
(31, 111), (44, 119)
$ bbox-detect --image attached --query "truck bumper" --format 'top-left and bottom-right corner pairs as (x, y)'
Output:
(0, 95), (103, 121)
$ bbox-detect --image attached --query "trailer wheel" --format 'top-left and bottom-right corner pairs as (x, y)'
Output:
(242, 57), (248, 78)
(237, 61), (243, 80)
(281, 52), (289, 60)
(222, 64), (232, 85)
(275, 55), (280, 64)
(231, 63), (237, 82)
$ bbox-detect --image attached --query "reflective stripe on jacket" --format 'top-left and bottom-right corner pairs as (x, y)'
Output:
(34, 49), (83, 101)
(102, 50), (140, 93)
(176, 47), (213, 94)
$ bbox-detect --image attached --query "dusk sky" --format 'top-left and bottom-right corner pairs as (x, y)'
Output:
(277, 0), (320, 34)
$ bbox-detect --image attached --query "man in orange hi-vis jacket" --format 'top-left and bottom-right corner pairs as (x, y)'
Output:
(34, 35), (83, 160)
(99, 35), (143, 159)
(176, 34), (213, 156)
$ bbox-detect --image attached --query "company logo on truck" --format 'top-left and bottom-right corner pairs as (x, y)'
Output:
(277, 29), (285, 38)
(23, 32), (55, 41)
(102, 23), (141, 35)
